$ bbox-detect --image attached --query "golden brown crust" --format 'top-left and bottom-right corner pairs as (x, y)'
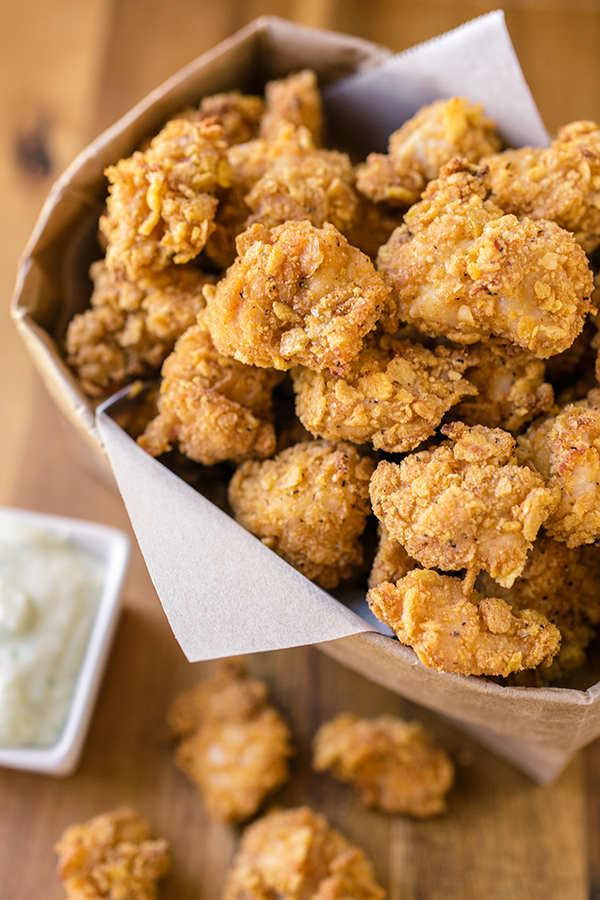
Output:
(55, 807), (170, 900)
(222, 807), (385, 900)
(368, 525), (416, 590)
(260, 70), (323, 145)
(195, 91), (265, 145)
(367, 570), (561, 676)
(312, 713), (454, 817)
(228, 440), (375, 589)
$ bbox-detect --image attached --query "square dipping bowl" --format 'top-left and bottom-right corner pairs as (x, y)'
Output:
(0, 507), (130, 775)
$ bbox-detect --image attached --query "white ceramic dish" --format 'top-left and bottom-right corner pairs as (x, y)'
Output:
(0, 506), (129, 775)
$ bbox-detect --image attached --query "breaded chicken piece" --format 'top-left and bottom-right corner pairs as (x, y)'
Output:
(138, 313), (281, 465)
(369, 422), (559, 587)
(484, 121), (600, 253)
(101, 118), (232, 278)
(368, 525), (416, 589)
(228, 440), (375, 589)
(376, 159), (594, 357)
(167, 662), (293, 824)
(65, 260), (210, 397)
(517, 389), (600, 546)
(453, 339), (554, 433)
(367, 570), (560, 677)
(194, 90), (265, 144)
(292, 332), (477, 452)
(312, 713), (454, 817)
(205, 220), (389, 372)
(260, 69), (323, 145)
(478, 535), (600, 681)
(55, 807), (170, 900)
(223, 806), (385, 900)
(356, 97), (501, 207)
(345, 195), (406, 260)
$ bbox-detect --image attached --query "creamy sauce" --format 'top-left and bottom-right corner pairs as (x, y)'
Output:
(0, 520), (104, 747)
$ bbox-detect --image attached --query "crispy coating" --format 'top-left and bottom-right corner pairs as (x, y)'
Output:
(205, 220), (389, 372)
(228, 440), (375, 589)
(138, 313), (281, 465)
(356, 97), (501, 207)
(55, 807), (170, 900)
(167, 662), (293, 824)
(453, 339), (554, 433)
(345, 196), (406, 260)
(369, 422), (559, 587)
(367, 570), (560, 676)
(65, 260), (209, 397)
(223, 806), (385, 900)
(292, 333), (478, 452)
(478, 535), (600, 681)
(100, 118), (232, 278)
(312, 713), (454, 817)
(368, 525), (416, 590)
(260, 69), (323, 145)
(376, 159), (594, 357)
(517, 390), (600, 546)
(194, 91), (265, 144)
(484, 121), (600, 253)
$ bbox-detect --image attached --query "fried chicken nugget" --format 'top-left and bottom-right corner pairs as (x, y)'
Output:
(376, 159), (594, 357)
(453, 339), (554, 433)
(356, 96), (501, 207)
(292, 332), (477, 452)
(55, 807), (170, 900)
(228, 440), (375, 589)
(313, 713), (454, 817)
(367, 570), (560, 677)
(260, 69), (323, 145)
(101, 118), (232, 278)
(517, 389), (600, 546)
(138, 313), (281, 465)
(223, 806), (385, 900)
(484, 121), (600, 253)
(369, 422), (559, 587)
(205, 220), (389, 372)
(65, 260), (210, 397)
(194, 90), (265, 145)
(478, 535), (600, 681)
(368, 525), (416, 590)
(167, 662), (293, 824)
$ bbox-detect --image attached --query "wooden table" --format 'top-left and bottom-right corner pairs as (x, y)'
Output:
(2, 2), (600, 898)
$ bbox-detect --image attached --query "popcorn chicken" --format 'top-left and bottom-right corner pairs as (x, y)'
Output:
(292, 332), (477, 452)
(228, 440), (375, 589)
(369, 422), (560, 587)
(205, 220), (389, 372)
(65, 260), (210, 397)
(101, 118), (232, 278)
(138, 312), (282, 465)
(368, 525), (416, 590)
(313, 713), (454, 817)
(260, 69), (323, 145)
(367, 570), (560, 677)
(167, 662), (293, 824)
(55, 807), (170, 900)
(376, 159), (594, 357)
(194, 90), (265, 144)
(223, 806), (385, 900)
(356, 96), (500, 207)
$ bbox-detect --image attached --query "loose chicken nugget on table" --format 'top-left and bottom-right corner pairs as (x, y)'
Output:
(167, 662), (293, 824)
(367, 570), (560, 677)
(517, 389), (600, 546)
(204, 220), (389, 372)
(452, 339), (554, 433)
(312, 713), (454, 817)
(376, 158), (594, 357)
(228, 440), (375, 589)
(100, 118), (232, 279)
(138, 312), (282, 465)
(356, 96), (501, 208)
(292, 332), (477, 452)
(478, 534), (600, 682)
(65, 260), (210, 397)
(223, 806), (385, 900)
(369, 422), (560, 588)
(368, 525), (416, 590)
(260, 69), (323, 145)
(55, 807), (170, 900)
(483, 120), (600, 254)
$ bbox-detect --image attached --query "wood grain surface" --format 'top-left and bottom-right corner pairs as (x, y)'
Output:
(2, 1), (600, 898)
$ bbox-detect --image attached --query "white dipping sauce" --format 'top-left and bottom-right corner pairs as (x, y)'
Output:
(0, 520), (104, 747)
